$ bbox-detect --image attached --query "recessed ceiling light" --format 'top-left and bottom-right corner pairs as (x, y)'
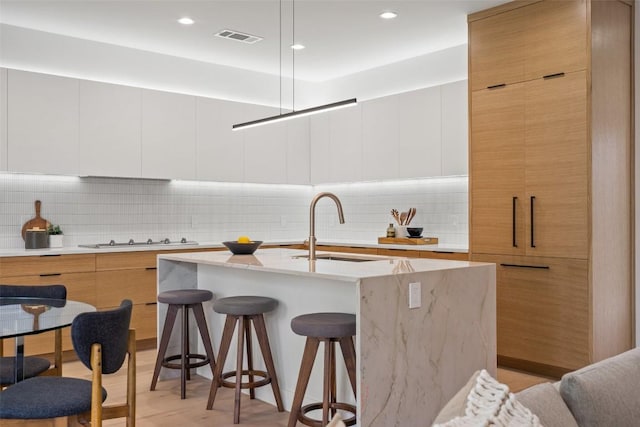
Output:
(291, 44), (305, 50)
(178, 17), (195, 25)
(379, 11), (398, 20)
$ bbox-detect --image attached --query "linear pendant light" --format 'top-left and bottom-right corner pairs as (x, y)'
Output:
(232, 0), (356, 131)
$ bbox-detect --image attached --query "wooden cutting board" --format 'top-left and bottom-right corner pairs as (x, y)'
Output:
(378, 236), (438, 245)
(21, 200), (50, 240)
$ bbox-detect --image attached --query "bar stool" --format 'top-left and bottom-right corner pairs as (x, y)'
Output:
(150, 289), (216, 399)
(207, 296), (284, 424)
(288, 312), (357, 427)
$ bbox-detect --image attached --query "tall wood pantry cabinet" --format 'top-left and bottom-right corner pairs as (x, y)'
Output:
(468, 0), (633, 376)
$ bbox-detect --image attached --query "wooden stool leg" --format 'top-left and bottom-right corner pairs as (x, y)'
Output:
(234, 316), (245, 424)
(287, 337), (320, 427)
(253, 314), (284, 411)
(207, 315), (237, 410)
(192, 303), (216, 373)
(181, 305), (189, 399)
(245, 316), (255, 400)
(151, 304), (179, 391)
(322, 339), (331, 427)
(339, 337), (357, 396)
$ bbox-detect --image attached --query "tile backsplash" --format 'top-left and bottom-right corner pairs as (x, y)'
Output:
(0, 173), (468, 249)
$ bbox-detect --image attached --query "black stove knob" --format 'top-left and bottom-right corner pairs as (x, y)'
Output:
(181, 237), (187, 244)
(146, 238), (153, 244)
(109, 240), (116, 246)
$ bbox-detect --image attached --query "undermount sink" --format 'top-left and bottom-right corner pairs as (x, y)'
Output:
(292, 254), (382, 262)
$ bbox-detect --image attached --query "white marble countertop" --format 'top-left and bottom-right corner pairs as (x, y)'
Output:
(0, 239), (467, 258)
(158, 248), (479, 282)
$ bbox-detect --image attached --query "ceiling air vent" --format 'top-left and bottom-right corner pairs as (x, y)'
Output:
(214, 29), (263, 44)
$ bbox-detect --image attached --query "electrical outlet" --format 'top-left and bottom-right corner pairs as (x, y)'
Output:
(409, 282), (421, 309)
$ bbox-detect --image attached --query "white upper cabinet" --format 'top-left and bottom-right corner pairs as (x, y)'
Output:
(7, 69), (79, 175)
(398, 86), (442, 178)
(79, 80), (142, 178)
(285, 117), (310, 185)
(141, 89), (196, 180)
(362, 95), (399, 181)
(311, 104), (363, 183)
(196, 97), (244, 183)
(0, 68), (7, 171)
(441, 80), (468, 175)
(242, 104), (287, 184)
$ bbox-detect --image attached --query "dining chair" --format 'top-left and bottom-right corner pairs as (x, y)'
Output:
(0, 284), (67, 386)
(0, 299), (136, 427)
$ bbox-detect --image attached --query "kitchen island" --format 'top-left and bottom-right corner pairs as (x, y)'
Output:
(157, 248), (495, 426)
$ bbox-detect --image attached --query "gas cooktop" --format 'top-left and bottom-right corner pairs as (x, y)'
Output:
(78, 238), (198, 249)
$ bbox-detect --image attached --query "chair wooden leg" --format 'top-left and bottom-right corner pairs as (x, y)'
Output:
(207, 315), (237, 410)
(245, 317), (255, 400)
(192, 302), (216, 373)
(253, 314), (284, 412)
(287, 338), (320, 427)
(127, 329), (136, 427)
(90, 344), (103, 427)
(54, 329), (62, 376)
(339, 337), (357, 396)
(150, 304), (179, 391)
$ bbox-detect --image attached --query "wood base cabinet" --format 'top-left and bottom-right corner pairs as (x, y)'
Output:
(469, 0), (633, 375)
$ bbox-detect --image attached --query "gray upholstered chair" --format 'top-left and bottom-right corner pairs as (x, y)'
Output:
(0, 284), (67, 386)
(0, 299), (136, 427)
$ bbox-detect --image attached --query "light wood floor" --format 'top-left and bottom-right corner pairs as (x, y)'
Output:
(60, 349), (551, 426)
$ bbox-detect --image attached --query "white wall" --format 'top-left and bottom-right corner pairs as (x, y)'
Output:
(0, 174), (469, 249)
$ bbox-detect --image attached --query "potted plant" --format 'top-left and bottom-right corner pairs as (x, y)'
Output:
(47, 224), (64, 248)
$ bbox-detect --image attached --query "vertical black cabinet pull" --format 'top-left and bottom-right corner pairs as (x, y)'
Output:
(512, 196), (518, 247)
(530, 196), (536, 248)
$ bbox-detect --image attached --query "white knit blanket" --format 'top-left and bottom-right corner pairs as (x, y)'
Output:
(434, 370), (542, 427)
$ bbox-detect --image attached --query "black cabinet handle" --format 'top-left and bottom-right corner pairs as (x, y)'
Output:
(145, 267), (157, 270)
(145, 302), (158, 306)
(512, 196), (518, 247)
(487, 83), (506, 89)
(530, 196), (536, 248)
(543, 72), (565, 80)
(40, 273), (61, 277)
(40, 254), (61, 257)
(500, 263), (550, 270)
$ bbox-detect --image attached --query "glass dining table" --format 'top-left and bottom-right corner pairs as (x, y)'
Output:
(0, 297), (96, 383)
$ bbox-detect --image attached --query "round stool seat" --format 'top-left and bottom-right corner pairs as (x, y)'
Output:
(213, 296), (277, 315)
(158, 289), (213, 305)
(291, 312), (356, 338)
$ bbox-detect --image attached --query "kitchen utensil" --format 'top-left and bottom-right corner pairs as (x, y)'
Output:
(222, 240), (263, 255)
(406, 208), (416, 225)
(21, 200), (50, 240)
(391, 209), (400, 225)
(399, 211), (408, 226)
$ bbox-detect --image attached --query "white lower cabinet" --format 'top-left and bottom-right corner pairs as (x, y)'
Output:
(79, 80), (142, 178)
(7, 69), (79, 175)
(196, 97), (245, 182)
(141, 89), (196, 180)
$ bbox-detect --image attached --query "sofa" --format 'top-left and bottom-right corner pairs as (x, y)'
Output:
(432, 347), (640, 427)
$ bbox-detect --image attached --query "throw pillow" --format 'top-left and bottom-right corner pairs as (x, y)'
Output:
(432, 369), (542, 427)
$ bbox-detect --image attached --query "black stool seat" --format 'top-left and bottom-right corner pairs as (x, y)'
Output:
(288, 312), (357, 427)
(214, 296), (278, 315)
(158, 289), (213, 305)
(291, 313), (356, 338)
(207, 295), (283, 424)
(151, 288), (216, 400)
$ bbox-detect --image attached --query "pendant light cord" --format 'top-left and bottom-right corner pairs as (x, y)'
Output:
(279, 0), (282, 115)
(292, 0), (295, 112)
